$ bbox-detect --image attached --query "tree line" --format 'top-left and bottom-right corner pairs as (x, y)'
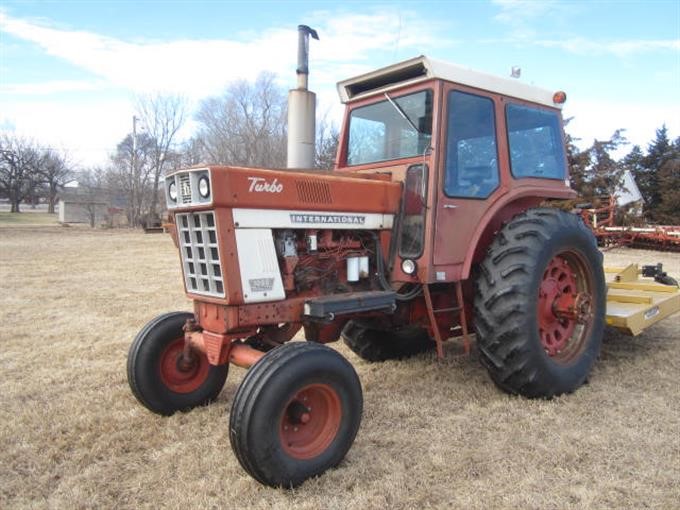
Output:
(567, 123), (680, 224)
(0, 136), (71, 214)
(1, 72), (677, 225)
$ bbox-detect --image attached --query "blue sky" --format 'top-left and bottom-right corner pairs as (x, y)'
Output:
(1, 0), (678, 167)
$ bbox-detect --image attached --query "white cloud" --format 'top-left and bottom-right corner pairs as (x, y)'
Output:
(564, 99), (679, 155)
(0, 79), (103, 95)
(535, 37), (680, 57)
(490, 1), (679, 57)
(0, 9), (443, 98)
(492, 0), (563, 23)
(0, 9), (446, 166)
(0, 10), (294, 97)
(0, 96), (133, 167)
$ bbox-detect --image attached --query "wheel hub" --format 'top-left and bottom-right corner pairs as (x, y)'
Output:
(538, 256), (592, 358)
(159, 338), (210, 393)
(280, 384), (341, 460)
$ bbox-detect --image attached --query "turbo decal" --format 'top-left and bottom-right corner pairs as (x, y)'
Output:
(248, 177), (284, 193)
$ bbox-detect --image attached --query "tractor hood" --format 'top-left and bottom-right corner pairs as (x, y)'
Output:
(165, 166), (402, 215)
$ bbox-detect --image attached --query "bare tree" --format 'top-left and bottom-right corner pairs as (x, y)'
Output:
(0, 134), (41, 212)
(109, 133), (155, 227)
(315, 116), (340, 170)
(75, 168), (108, 228)
(40, 150), (73, 213)
(194, 72), (287, 168)
(135, 94), (187, 219)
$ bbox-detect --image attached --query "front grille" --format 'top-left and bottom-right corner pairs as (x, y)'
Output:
(176, 212), (224, 297)
(178, 173), (192, 204)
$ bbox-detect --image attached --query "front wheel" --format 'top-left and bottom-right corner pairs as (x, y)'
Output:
(229, 342), (362, 488)
(474, 208), (605, 398)
(127, 312), (228, 415)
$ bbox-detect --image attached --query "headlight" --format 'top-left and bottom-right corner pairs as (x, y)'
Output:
(401, 259), (417, 275)
(168, 181), (177, 201)
(198, 175), (210, 198)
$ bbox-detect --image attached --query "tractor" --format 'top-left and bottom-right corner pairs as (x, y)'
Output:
(127, 54), (680, 487)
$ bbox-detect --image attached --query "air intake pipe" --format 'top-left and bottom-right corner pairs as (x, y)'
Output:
(287, 25), (319, 169)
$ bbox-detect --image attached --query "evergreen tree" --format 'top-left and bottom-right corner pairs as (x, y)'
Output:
(636, 125), (672, 218)
(654, 136), (680, 224)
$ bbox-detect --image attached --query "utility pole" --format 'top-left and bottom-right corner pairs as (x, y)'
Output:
(132, 115), (139, 226)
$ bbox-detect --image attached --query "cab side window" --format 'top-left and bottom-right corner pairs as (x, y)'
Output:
(506, 104), (566, 180)
(444, 91), (500, 199)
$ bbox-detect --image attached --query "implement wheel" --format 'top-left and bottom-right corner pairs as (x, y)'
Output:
(341, 321), (435, 362)
(127, 312), (228, 416)
(229, 342), (362, 488)
(474, 208), (605, 398)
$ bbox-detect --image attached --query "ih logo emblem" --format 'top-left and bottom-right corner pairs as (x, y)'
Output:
(180, 179), (191, 197)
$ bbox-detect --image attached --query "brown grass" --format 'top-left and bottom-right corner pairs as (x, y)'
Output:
(0, 212), (59, 226)
(1, 226), (678, 509)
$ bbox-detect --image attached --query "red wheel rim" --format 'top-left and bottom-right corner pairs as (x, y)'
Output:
(159, 338), (210, 393)
(538, 252), (594, 364)
(279, 384), (341, 460)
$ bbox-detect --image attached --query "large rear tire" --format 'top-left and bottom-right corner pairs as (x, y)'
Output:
(127, 312), (228, 415)
(229, 342), (362, 488)
(474, 208), (605, 398)
(341, 321), (435, 362)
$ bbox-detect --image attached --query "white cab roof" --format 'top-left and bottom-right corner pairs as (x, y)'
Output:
(337, 55), (563, 109)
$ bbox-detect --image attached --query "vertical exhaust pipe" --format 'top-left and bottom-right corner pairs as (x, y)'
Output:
(287, 25), (319, 169)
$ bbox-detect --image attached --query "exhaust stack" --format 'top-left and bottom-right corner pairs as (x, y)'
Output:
(287, 25), (319, 169)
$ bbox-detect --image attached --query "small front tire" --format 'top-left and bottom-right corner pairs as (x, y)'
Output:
(229, 342), (362, 488)
(127, 312), (228, 416)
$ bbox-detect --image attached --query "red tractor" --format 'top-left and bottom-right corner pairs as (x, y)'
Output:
(128, 56), (607, 487)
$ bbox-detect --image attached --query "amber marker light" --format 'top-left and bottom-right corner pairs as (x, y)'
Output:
(553, 91), (567, 104)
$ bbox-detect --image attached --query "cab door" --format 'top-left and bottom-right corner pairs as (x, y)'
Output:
(433, 85), (508, 269)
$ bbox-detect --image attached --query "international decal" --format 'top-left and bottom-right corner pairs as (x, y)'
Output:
(290, 213), (366, 225)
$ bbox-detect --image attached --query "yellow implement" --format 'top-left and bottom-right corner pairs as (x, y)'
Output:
(605, 264), (680, 335)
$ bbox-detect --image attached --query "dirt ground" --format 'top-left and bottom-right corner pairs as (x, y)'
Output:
(1, 224), (678, 509)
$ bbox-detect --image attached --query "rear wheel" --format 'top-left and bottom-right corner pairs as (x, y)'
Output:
(341, 321), (435, 362)
(229, 342), (362, 487)
(474, 208), (605, 398)
(127, 312), (228, 415)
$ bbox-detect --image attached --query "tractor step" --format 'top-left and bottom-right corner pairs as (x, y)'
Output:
(605, 264), (680, 335)
(303, 291), (396, 320)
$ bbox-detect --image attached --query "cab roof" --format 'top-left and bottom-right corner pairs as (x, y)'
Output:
(336, 55), (563, 109)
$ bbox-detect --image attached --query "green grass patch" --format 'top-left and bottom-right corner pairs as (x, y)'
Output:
(0, 211), (58, 225)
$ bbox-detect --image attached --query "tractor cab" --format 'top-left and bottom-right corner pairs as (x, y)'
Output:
(335, 56), (575, 283)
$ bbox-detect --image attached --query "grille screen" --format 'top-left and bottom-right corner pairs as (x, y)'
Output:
(295, 180), (333, 204)
(176, 212), (224, 297)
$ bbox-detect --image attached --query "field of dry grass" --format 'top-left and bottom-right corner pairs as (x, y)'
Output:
(1, 224), (678, 509)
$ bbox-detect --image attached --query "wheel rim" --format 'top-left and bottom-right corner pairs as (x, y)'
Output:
(159, 338), (210, 393)
(279, 384), (342, 460)
(538, 252), (595, 364)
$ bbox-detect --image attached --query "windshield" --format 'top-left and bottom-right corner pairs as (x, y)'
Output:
(346, 90), (433, 166)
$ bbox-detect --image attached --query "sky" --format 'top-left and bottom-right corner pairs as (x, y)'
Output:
(0, 0), (678, 168)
